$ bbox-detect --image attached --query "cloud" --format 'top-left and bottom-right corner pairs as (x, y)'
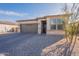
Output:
(37, 9), (64, 17)
(0, 10), (28, 17)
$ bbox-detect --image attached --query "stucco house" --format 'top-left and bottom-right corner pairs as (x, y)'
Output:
(0, 21), (19, 33)
(17, 14), (71, 35)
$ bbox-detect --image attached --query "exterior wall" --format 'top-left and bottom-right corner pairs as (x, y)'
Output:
(38, 19), (42, 34)
(38, 19), (46, 34)
(17, 20), (38, 24)
(47, 30), (64, 35)
(46, 16), (65, 35)
(17, 14), (70, 35)
(46, 18), (51, 34)
(38, 17), (64, 35)
(0, 24), (6, 33)
(0, 24), (19, 33)
(0, 24), (12, 33)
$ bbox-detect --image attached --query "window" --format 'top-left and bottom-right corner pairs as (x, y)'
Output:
(50, 18), (56, 24)
(50, 18), (64, 24)
(56, 19), (64, 24)
(58, 25), (63, 30)
(50, 18), (64, 30)
(51, 25), (56, 30)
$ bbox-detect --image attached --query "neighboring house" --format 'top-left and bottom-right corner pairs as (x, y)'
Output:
(17, 14), (71, 35)
(0, 21), (19, 33)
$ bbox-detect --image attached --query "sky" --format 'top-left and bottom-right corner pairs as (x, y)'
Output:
(0, 3), (65, 22)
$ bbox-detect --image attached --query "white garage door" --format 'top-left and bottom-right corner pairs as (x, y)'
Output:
(20, 24), (38, 33)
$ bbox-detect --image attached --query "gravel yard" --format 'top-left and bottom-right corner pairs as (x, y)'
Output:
(41, 36), (79, 56)
(0, 33), (63, 56)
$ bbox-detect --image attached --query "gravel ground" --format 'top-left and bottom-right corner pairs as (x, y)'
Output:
(41, 36), (79, 56)
(0, 33), (63, 56)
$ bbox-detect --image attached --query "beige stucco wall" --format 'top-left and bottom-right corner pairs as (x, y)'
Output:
(0, 24), (19, 33)
(47, 30), (65, 35)
(38, 19), (42, 34)
(38, 19), (47, 34)
(46, 18), (51, 34)
(17, 14), (70, 35)
(17, 20), (38, 24)
(46, 16), (66, 35)
(38, 18), (64, 35)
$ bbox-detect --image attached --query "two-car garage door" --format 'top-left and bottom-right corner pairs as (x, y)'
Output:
(20, 24), (38, 33)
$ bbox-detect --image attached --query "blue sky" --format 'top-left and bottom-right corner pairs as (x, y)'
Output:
(0, 3), (64, 22)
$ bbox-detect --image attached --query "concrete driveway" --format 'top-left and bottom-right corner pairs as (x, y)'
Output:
(0, 33), (63, 56)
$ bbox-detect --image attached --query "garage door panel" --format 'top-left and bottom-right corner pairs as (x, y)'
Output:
(21, 24), (38, 33)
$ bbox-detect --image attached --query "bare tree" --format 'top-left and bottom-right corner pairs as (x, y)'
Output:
(62, 3), (79, 56)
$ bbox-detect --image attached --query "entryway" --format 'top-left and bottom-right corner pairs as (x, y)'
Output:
(41, 21), (47, 34)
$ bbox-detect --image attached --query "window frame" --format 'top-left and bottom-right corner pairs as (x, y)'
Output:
(50, 18), (64, 30)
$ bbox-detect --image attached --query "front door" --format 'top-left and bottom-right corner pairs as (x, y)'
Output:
(41, 21), (46, 34)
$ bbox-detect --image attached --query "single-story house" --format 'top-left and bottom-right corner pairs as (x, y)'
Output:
(0, 21), (19, 33)
(17, 14), (71, 35)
